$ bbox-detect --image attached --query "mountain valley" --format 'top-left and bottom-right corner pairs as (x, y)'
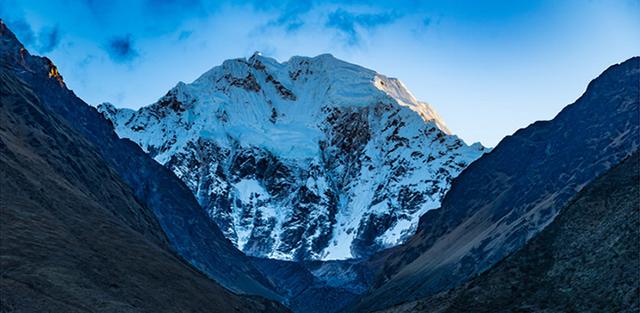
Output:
(1, 16), (638, 313)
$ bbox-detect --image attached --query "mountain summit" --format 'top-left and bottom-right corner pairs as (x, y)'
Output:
(99, 53), (486, 261)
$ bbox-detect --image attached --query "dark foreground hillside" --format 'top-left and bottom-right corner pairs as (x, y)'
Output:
(0, 63), (287, 312)
(0, 19), (282, 300)
(379, 152), (640, 313)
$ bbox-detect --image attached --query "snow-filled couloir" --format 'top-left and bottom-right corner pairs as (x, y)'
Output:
(98, 52), (487, 261)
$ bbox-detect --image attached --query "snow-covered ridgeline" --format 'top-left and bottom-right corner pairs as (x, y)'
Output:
(98, 53), (486, 260)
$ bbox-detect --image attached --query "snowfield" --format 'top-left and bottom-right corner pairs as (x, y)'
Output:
(99, 53), (487, 260)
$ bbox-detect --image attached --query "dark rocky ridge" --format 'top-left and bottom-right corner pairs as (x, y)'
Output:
(352, 56), (640, 311)
(0, 19), (281, 300)
(377, 152), (639, 313)
(0, 64), (287, 312)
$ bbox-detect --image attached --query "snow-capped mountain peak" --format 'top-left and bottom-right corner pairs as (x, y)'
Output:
(98, 53), (487, 261)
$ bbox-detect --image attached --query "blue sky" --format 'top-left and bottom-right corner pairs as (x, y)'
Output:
(1, 0), (639, 146)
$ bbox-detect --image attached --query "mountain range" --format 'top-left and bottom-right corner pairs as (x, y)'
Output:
(1, 18), (638, 313)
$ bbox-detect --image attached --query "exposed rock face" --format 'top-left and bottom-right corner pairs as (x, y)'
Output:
(376, 152), (640, 313)
(98, 53), (486, 261)
(0, 30), (288, 313)
(0, 19), (281, 300)
(352, 57), (640, 311)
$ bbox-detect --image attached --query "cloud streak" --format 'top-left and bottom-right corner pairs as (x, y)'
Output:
(266, 0), (313, 32)
(325, 9), (399, 45)
(106, 34), (139, 63)
(4, 19), (61, 53)
(38, 26), (61, 53)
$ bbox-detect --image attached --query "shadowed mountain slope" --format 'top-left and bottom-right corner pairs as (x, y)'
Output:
(377, 152), (639, 313)
(352, 56), (640, 311)
(0, 65), (288, 312)
(0, 19), (281, 300)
